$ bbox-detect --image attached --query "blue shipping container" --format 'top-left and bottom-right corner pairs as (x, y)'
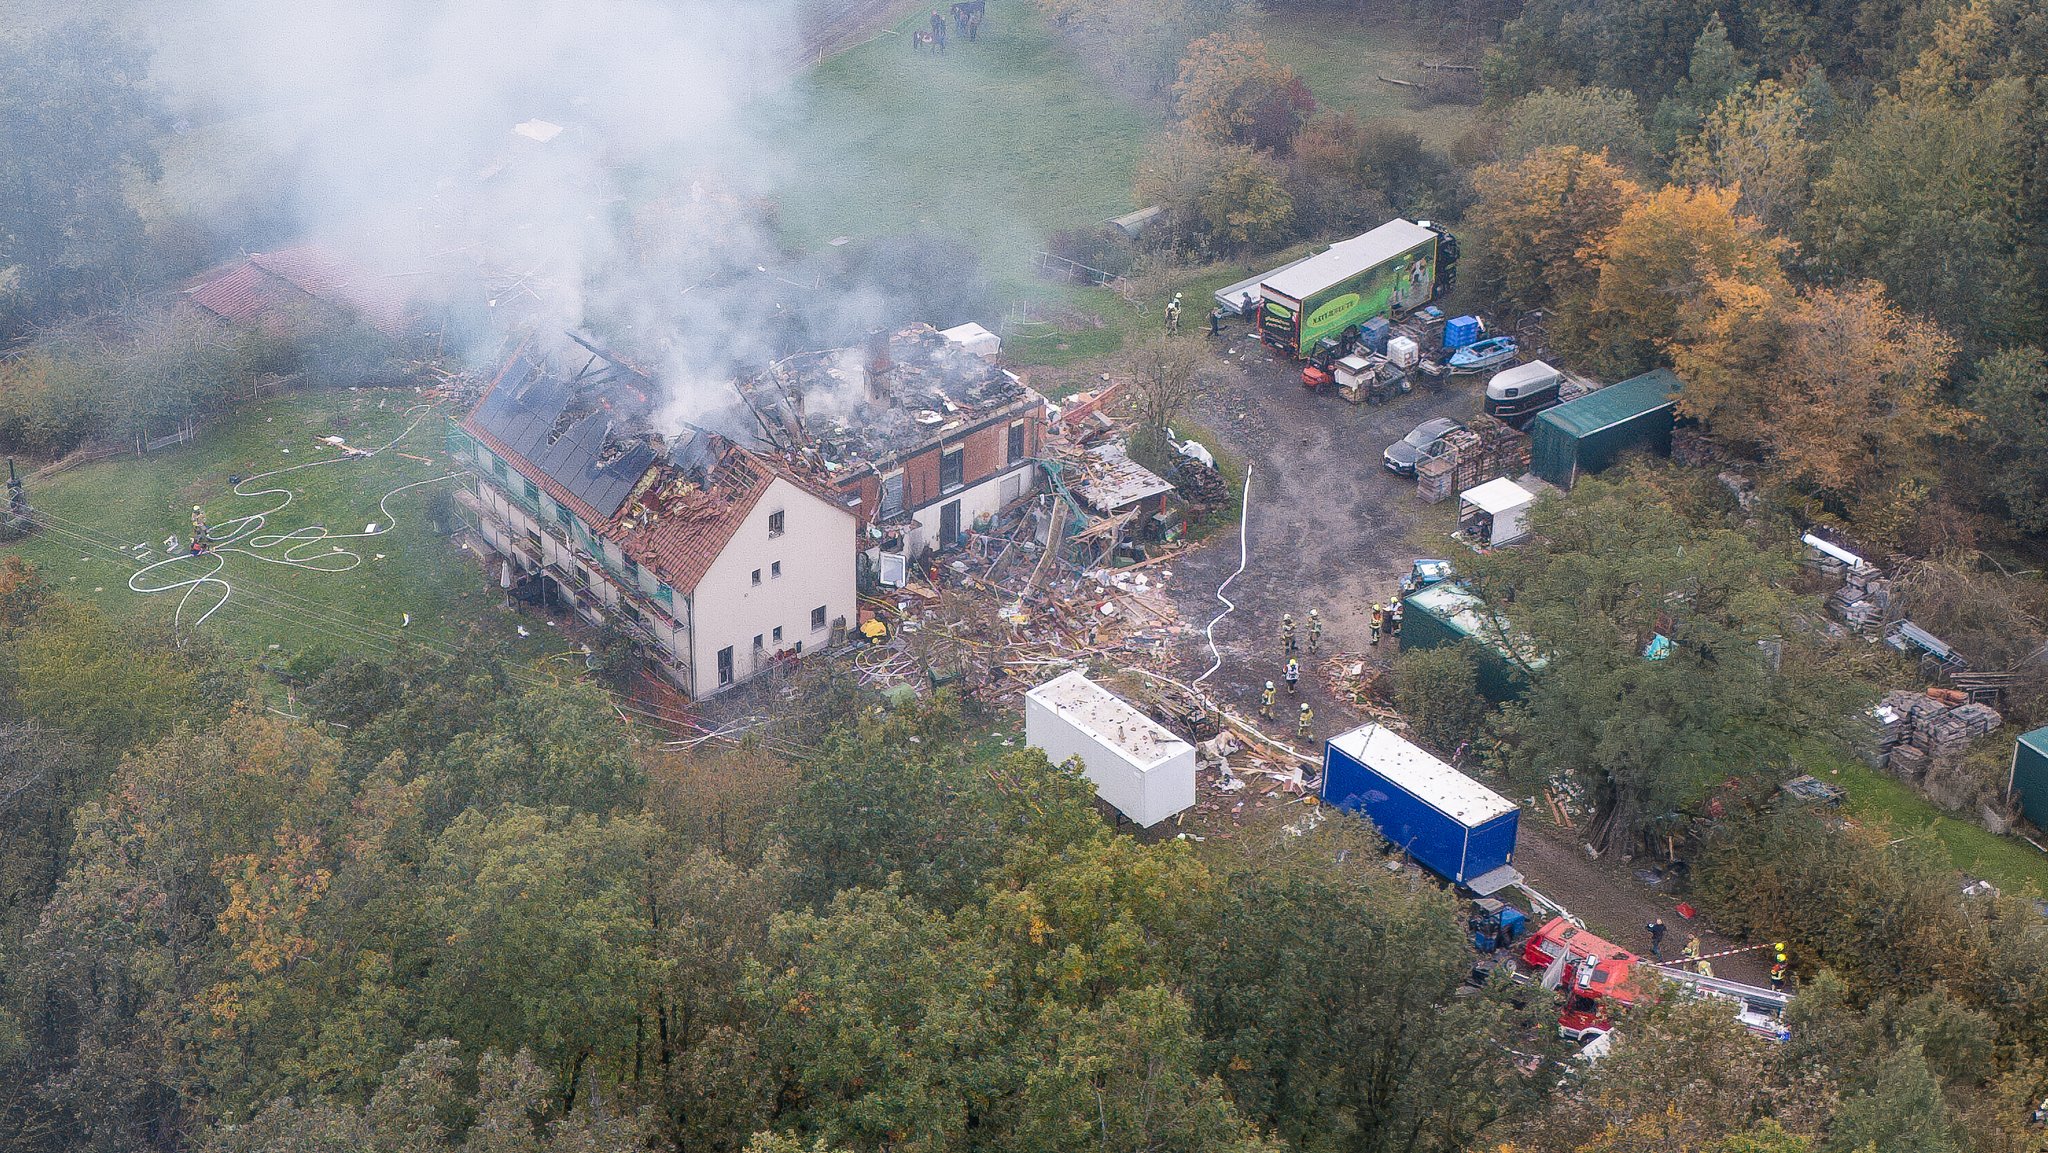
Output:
(1322, 724), (1520, 891)
(1444, 315), (1482, 350)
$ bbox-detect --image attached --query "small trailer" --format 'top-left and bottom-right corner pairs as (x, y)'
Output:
(1321, 723), (1520, 893)
(1026, 670), (1197, 827)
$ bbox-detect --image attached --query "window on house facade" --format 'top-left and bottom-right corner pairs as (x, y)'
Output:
(522, 478), (539, 503)
(524, 527), (543, 556)
(771, 561), (781, 578)
(768, 510), (785, 537)
(773, 626), (783, 643)
(879, 473), (905, 518)
(1007, 421), (1025, 463)
(753, 633), (764, 651)
(716, 646), (734, 686)
(940, 447), (964, 491)
(623, 556), (639, 584)
(751, 568), (762, 586)
(655, 583), (674, 606)
(811, 605), (827, 631)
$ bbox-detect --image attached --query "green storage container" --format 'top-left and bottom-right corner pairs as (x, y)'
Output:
(1399, 583), (1540, 702)
(2011, 727), (2048, 830)
(1530, 369), (1681, 489)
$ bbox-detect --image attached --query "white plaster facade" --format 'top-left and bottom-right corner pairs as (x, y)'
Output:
(688, 476), (858, 697)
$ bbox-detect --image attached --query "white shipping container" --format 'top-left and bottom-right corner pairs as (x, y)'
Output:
(1025, 670), (1196, 827)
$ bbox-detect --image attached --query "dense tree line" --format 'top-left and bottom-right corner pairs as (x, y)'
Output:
(0, 561), (1552, 1153)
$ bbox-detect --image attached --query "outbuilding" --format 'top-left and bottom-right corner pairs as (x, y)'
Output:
(1529, 368), (1681, 489)
(1458, 477), (1535, 546)
(1025, 670), (1196, 827)
(2010, 726), (2048, 831)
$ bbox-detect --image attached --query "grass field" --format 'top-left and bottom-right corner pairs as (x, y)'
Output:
(1260, 13), (1482, 150)
(770, 10), (1155, 284)
(3, 389), (553, 670)
(1797, 740), (2048, 894)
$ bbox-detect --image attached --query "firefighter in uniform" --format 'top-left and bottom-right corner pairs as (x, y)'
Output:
(1306, 608), (1323, 653)
(1770, 944), (1789, 991)
(1284, 657), (1300, 695)
(1297, 701), (1313, 738)
(190, 505), (210, 554)
(1260, 680), (1276, 718)
(1280, 612), (1296, 653)
(1389, 600), (1403, 638)
(1369, 603), (1385, 645)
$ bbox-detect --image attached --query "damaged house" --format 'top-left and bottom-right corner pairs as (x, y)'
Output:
(735, 323), (1047, 581)
(456, 340), (857, 697)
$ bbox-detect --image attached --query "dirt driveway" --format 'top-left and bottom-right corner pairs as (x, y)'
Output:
(1165, 321), (1471, 722)
(1163, 320), (1768, 982)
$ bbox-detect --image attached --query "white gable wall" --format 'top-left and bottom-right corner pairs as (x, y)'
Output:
(689, 476), (858, 698)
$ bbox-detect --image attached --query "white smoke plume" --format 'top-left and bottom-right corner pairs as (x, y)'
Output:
(141, 0), (873, 425)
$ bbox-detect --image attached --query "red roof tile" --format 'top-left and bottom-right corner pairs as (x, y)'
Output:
(185, 245), (413, 338)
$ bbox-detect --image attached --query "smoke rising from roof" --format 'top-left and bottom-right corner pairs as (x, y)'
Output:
(141, 0), (976, 429)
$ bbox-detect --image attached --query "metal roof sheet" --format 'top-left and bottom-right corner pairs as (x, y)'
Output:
(1260, 219), (1435, 302)
(2022, 726), (2048, 756)
(1327, 723), (1517, 824)
(1536, 369), (1680, 439)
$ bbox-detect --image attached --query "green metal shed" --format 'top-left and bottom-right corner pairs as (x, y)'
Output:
(2010, 726), (2048, 830)
(1529, 369), (1681, 489)
(1399, 582), (1543, 702)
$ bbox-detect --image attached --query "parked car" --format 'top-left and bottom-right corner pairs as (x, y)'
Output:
(1383, 416), (1465, 475)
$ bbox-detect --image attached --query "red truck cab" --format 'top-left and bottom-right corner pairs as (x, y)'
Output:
(1523, 917), (1642, 1042)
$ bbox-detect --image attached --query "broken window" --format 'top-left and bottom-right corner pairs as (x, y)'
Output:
(879, 473), (905, 518)
(940, 448), (964, 492)
(753, 633), (764, 651)
(768, 510), (785, 537)
(717, 646), (734, 686)
(623, 556), (640, 585)
(521, 478), (539, 504)
(1008, 421), (1025, 463)
(811, 605), (826, 631)
(655, 583), (673, 606)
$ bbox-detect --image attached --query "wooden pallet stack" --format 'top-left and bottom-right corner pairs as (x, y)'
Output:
(1871, 689), (2003, 781)
(1826, 564), (1894, 636)
(1415, 415), (1529, 504)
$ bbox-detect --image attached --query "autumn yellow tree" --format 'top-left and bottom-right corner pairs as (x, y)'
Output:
(1465, 145), (1638, 318)
(1573, 183), (1788, 375)
(1171, 32), (1315, 152)
(1672, 79), (1822, 235)
(1673, 279), (1966, 515)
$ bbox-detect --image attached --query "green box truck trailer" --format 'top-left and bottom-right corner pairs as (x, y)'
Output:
(1528, 368), (1681, 490)
(1258, 219), (1456, 359)
(1399, 582), (1543, 702)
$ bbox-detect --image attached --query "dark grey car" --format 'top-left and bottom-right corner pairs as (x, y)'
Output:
(1382, 416), (1464, 475)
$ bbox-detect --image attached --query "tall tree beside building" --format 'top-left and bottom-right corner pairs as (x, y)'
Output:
(1464, 145), (1638, 318)
(1649, 14), (1755, 155)
(1497, 86), (1654, 174)
(1572, 183), (1789, 376)
(1673, 278), (1965, 519)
